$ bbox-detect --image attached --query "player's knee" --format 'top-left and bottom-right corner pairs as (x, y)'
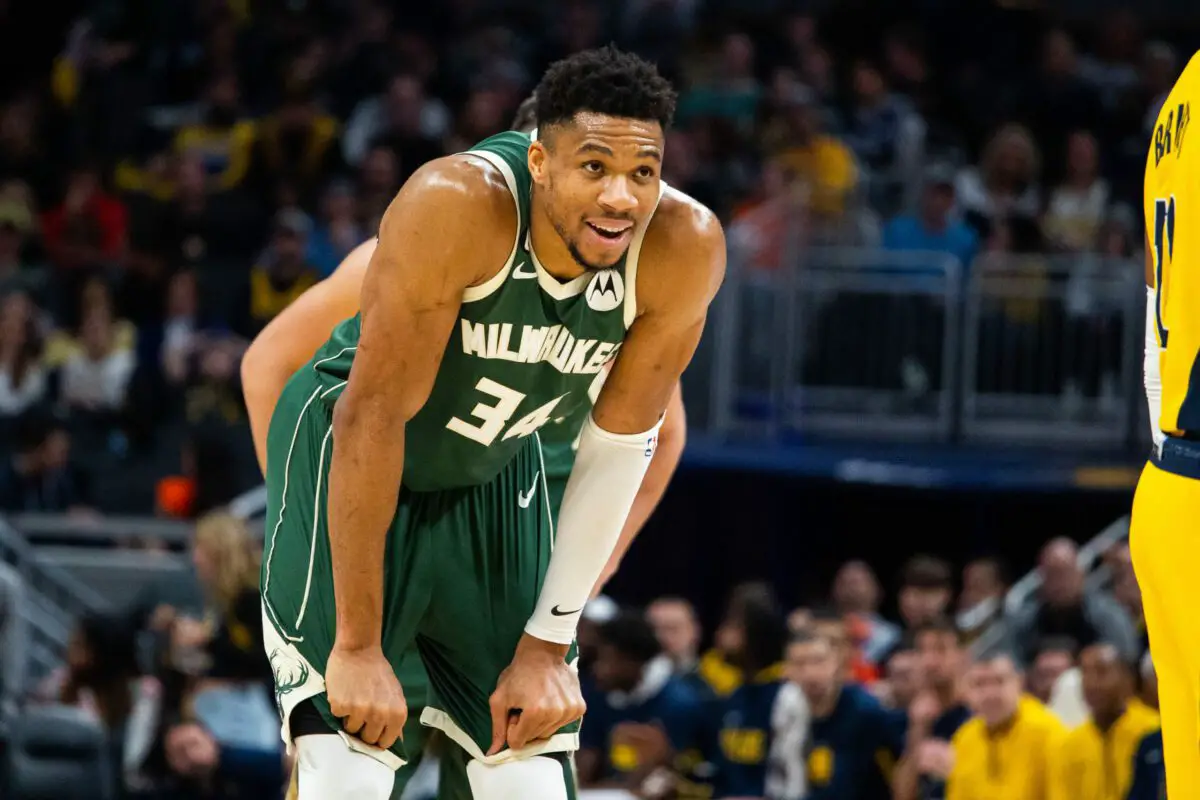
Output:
(466, 756), (569, 800)
(295, 735), (396, 800)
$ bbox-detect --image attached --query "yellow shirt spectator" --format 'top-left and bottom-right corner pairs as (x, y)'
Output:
(947, 695), (1066, 800)
(772, 135), (857, 217)
(1055, 700), (1159, 800)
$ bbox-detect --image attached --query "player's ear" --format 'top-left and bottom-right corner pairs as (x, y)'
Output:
(528, 140), (549, 187)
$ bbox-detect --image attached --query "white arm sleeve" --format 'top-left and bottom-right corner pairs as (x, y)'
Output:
(1145, 286), (1165, 452)
(525, 414), (661, 644)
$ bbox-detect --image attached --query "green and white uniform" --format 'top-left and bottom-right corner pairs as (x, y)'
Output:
(261, 130), (660, 787)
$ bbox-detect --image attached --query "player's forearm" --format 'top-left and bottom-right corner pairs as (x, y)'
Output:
(890, 753), (920, 800)
(591, 406), (684, 596)
(327, 395), (406, 651)
(527, 415), (661, 644)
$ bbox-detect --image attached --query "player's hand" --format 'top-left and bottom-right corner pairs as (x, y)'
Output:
(325, 644), (408, 750)
(487, 634), (585, 755)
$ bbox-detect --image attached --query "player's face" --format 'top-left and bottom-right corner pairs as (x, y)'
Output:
(530, 113), (664, 271)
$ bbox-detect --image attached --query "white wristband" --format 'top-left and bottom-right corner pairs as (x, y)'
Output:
(525, 414), (661, 644)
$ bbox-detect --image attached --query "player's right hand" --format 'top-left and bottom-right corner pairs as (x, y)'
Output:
(325, 645), (408, 750)
(487, 633), (585, 755)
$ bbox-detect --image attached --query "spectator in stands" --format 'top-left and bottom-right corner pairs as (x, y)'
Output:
(577, 610), (710, 795)
(1055, 641), (1159, 800)
(41, 162), (128, 275)
(173, 71), (256, 193)
(59, 299), (137, 418)
(342, 71), (448, 173)
(677, 32), (762, 137)
(713, 588), (807, 800)
(954, 123), (1042, 249)
(1042, 130), (1111, 253)
(1104, 542), (1146, 656)
(843, 58), (914, 184)
(355, 144), (400, 231)
(898, 555), (954, 633)
(0, 412), (92, 513)
(1025, 30), (1105, 168)
(787, 627), (905, 800)
(945, 652), (1065, 800)
(34, 610), (154, 791)
(646, 596), (703, 684)
(768, 85), (858, 218)
(832, 560), (900, 665)
(811, 607), (880, 685)
(878, 638), (922, 710)
(1007, 537), (1139, 666)
(893, 618), (972, 800)
(306, 179), (364, 278)
(1027, 636), (1078, 705)
(237, 209), (319, 338)
(882, 164), (979, 270)
(699, 581), (778, 698)
(956, 556), (1008, 644)
(0, 193), (38, 295)
(250, 85), (342, 208)
(0, 288), (46, 419)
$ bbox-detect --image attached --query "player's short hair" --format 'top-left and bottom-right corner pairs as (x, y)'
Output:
(913, 616), (964, 645)
(534, 45), (676, 133)
(511, 93), (537, 134)
(900, 555), (953, 590)
(598, 609), (661, 663)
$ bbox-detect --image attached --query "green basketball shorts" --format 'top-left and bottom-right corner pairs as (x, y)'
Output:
(260, 370), (581, 770)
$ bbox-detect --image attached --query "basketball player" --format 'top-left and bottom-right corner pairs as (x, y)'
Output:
(259, 46), (724, 799)
(1132, 51), (1198, 800)
(243, 97), (688, 799)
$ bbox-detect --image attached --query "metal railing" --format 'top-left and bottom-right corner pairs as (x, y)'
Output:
(970, 514), (1132, 657)
(702, 246), (1145, 446)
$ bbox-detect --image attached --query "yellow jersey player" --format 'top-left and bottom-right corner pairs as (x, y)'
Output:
(1132, 51), (1197, 800)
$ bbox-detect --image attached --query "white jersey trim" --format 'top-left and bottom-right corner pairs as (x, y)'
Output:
(527, 232), (592, 299)
(622, 181), (668, 329)
(462, 150), (522, 303)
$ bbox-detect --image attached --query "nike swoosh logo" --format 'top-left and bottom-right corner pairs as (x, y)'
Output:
(551, 605), (582, 616)
(512, 262), (538, 279)
(517, 471), (540, 508)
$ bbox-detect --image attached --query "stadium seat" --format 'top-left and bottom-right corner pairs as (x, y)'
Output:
(6, 704), (115, 800)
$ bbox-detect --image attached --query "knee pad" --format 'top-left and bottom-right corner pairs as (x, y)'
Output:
(295, 734), (396, 800)
(466, 756), (569, 800)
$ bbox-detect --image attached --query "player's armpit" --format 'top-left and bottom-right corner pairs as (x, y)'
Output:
(243, 240), (375, 475)
(327, 155), (515, 650)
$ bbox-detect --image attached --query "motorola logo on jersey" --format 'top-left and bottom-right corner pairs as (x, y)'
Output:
(585, 269), (624, 312)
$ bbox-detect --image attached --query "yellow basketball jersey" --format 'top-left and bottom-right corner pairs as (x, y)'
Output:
(1146, 53), (1200, 435)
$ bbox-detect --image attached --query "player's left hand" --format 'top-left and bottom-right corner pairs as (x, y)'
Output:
(487, 634), (585, 755)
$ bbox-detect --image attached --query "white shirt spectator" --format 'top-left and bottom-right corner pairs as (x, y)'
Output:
(0, 364), (45, 415)
(61, 348), (135, 411)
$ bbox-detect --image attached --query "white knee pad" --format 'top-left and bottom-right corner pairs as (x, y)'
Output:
(467, 756), (569, 800)
(295, 734), (396, 800)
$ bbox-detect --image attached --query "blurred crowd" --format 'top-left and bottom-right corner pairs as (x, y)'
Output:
(11, 509), (1158, 799)
(0, 0), (1180, 516)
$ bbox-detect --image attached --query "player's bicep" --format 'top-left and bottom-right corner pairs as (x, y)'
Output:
(344, 158), (510, 422)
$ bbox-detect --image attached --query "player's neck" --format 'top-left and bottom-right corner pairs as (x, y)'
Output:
(529, 205), (587, 283)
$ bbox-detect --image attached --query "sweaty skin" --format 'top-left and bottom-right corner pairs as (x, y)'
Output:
(241, 240), (687, 595)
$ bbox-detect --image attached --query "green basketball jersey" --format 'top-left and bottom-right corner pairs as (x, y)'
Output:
(305, 130), (661, 492)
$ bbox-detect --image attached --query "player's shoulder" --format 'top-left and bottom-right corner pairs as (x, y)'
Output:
(385, 154), (517, 254)
(637, 186), (725, 304)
